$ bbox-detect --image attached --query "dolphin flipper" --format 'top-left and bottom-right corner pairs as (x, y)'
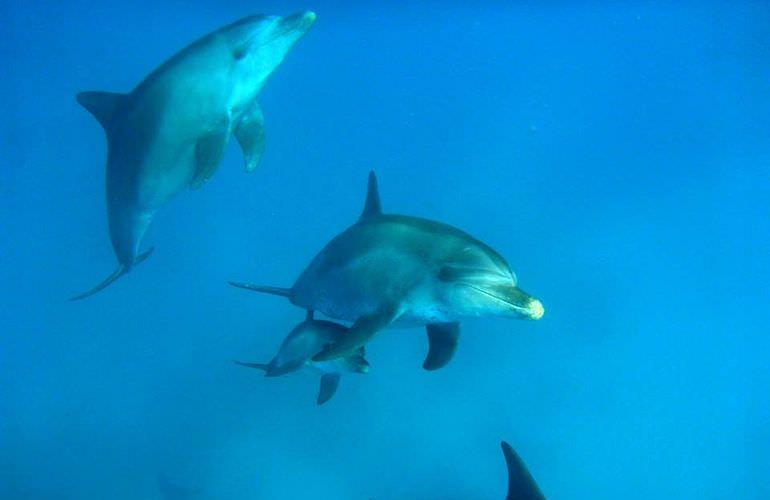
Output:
(317, 372), (341, 405)
(190, 129), (229, 189)
(228, 281), (292, 297)
(501, 441), (545, 500)
(69, 247), (154, 301)
(234, 103), (266, 173)
(423, 322), (460, 371)
(313, 305), (398, 361)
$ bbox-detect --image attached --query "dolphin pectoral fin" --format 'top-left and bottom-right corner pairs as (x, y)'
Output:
(317, 372), (341, 405)
(69, 247), (154, 301)
(423, 322), (460, 371)
(313, 306), (397, 361)
(190, 129), (229, 189)
(501, 441), (545, 500)
(76, 91), (127, 131)
(228, 282), (292, 298)
(69, 265), (128, 301)
(234, 104), (266, 173)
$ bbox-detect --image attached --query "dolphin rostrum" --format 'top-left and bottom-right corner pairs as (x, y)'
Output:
(234, 312), (370, 405)
(71, 12), (317, 300)
(231, 171), (544, 370)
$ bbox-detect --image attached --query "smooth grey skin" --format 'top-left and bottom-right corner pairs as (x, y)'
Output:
(230, 171), (544, 369)
(70, 12), (317, 300)
(234, 312), (369, 405)
(501, 441), (546, 500)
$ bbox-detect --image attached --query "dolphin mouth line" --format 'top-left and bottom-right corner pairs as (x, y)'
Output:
(464, 284), (532, 314)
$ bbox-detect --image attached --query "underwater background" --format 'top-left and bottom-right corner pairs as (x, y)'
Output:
(1, 1), (768, 498)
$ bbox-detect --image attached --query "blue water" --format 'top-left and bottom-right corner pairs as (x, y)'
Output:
(1, 1), (767, 498)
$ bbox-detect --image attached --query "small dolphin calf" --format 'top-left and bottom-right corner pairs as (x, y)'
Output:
(71, 12), (316, 300)
(231, 171), (544, 370)
(234, 312), (369, 405)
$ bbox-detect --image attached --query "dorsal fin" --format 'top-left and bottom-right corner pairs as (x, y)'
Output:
(76, 91), (126, 131)
(359, 170), (382, 220)
(501, 441), (545, 500)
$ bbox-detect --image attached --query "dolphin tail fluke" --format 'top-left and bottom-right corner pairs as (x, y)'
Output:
(501, 441), (545, 500)
(69, 247), (155, 301)
(228, 282), (292, 298)
(233, 360), (270, 372)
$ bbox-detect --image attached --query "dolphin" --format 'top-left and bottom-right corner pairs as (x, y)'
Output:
(70, 12), (317, 300)
(230, 171), (544, 370)
(501, 441), (546, 500)
(234, 312), (370, 405)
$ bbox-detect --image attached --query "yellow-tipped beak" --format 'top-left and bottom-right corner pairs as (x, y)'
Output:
(527, 299), (545, 320)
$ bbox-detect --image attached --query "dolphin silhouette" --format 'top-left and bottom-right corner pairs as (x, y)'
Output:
(71, 12), (316, 300)
(231, 171), (543, 369)
(234, 312), (369, 405)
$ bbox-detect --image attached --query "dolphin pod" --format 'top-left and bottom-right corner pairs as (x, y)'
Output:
(234, 311), (370, 405)
(74, 11), (551, 496)
(231, 171), (544, 370)
(71, 12), (317, 300)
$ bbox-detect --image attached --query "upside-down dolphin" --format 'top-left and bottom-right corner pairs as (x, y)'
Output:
(70, 12), (317, 300)
(234, 312), (369, 405)
(231, 171), (544, 369)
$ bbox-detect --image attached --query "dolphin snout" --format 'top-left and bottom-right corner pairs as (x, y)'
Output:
(499, 286), (544, 320)
(281, 11), (317, 31)
(526, 298), (545, 320)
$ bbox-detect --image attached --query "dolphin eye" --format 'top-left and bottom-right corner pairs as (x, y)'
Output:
(438, 266), (473, 282)
(438, 267), (453, 282)
(233, 47), (246, 60)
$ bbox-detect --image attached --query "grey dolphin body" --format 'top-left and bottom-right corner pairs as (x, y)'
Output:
(231, 172), (544, 369)
(234, 312), (369, 405)
(71, 12), (317, 300)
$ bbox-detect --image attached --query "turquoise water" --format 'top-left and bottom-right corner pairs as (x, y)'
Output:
(1, 1), (767, 498)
